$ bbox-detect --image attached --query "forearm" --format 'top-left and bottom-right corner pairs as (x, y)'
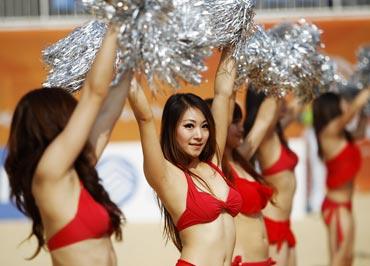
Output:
(128, 81), (154, 123)
(213, 49), (236, 156)
(238, 97), (280, 159)
(351, 112), (367, 139)
(352, 87), (370, 112)
(128, 82), (167, 190)
(228, 91), (237, 125)
(89, 71), (133, 157)
(84, 26), (118, 97)
(341, 87), (370, 127)
(214, 50), (236, 99)
(238, 122), (270, 160)
(98, 71), (134, 126)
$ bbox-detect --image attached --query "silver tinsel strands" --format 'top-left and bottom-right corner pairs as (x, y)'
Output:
(352, 45), (370, 89)
(172, 0), (213, 46)
(43, 0), (215, 93)
(206, 0), (256, 47)
(311, 53), (336, 98)
(43, 20), (108, 92)
(84, 0), (212, 91)
(234, 19), (330, 99)
(173, 0), (256, 90)
(174, 0), (256, 46)
(235, 25), (287, 95)
(42, 0), (257, 92)
(209, 0), (257, 89)
(337, 45), (370, 115)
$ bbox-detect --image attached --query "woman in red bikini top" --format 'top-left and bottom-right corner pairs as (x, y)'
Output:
(5, 26), (129, 266)
(238, 87), (301, 266)
(128, 49), (242, 266)
(313, 89), (370, 266)
(222, 102), (275, 266)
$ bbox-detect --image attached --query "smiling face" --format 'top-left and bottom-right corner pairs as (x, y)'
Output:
(175, 107), (210, 158)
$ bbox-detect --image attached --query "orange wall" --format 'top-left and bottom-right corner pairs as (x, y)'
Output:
(1, 16), (370, 145)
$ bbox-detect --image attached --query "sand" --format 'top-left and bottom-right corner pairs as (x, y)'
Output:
(1, 193), (369, 266)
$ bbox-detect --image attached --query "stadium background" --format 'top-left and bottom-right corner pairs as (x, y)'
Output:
(1, 1), (370, 265)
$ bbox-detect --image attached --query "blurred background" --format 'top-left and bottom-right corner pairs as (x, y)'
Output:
(1, 1), (370, 265)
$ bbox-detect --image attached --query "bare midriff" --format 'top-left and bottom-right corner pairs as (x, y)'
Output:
(179, 213), (236, 266)
(50, 237), (116, 266)
(233, 213), (269, 262)
(263, 170), (296, 220)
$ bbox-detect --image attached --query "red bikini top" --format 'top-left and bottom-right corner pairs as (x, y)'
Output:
(229, 164), (273, 215)
(262, 144), (298, 176)
(325, 142), (362, 189)
(47, 183), (112, 251)
(176, 161), (242, 231)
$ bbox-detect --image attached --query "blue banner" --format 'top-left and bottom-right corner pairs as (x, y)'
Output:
(0, 148), (25, 219)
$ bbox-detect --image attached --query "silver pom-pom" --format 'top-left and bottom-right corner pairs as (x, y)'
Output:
(174, 0), (257, 90)
(266, 19), (332, 102)
(351, 45), (370, 89)
(269, 19), (322, 50)
(234, 25), (287, 95)
(43, 0), (258, 93)
(43, 20), (108, 92)
(337, 45), (370, 115)
(205, 0), (256, 47)
(82, 0), (213, 91)
(43, 0), (215, 93)
(234, 19), (331, 100)
(175, 0), (256, 48)
(310, 53), (337, 97)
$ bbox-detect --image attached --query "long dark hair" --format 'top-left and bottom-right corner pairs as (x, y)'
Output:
(217, 102), (266, 185)
(244, 84), (288, 153)
(5, 88), (124, 258)
(159, 93), (219, 251)
(312, 92), (352, 158)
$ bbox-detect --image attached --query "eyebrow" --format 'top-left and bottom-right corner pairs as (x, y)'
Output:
(182, 119), (208, 124)
(182, 119), (196, 123)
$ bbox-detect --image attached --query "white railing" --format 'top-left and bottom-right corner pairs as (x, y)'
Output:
(0, 0), (83, 17)
(0, 0), (369, 20)
(258, 0), (370, 9)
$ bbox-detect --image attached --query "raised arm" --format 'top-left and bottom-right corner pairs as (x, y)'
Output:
(237, 96), (282, 160)
(228, 91), (237, 125)
(351, 110), (368, 139)
(212, 49), (236, 160)
(280, 96), (304, 129)
(128, 80), (168, 191)
(35, 26), (118, 181)
(89, 70), (133, 161)
(324, 86), (370, 136)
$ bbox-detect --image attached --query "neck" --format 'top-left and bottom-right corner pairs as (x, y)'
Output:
(188, 157), (201, 169)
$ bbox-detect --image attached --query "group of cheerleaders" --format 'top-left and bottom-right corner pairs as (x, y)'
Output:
(5, 25), (370, 266)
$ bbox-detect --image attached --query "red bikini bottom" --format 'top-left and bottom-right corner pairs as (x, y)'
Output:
(176, 259), (195, 266)
(232, 256), (276, 266)
(321, 196), (352, 248)
(263, 216), (296, 251)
